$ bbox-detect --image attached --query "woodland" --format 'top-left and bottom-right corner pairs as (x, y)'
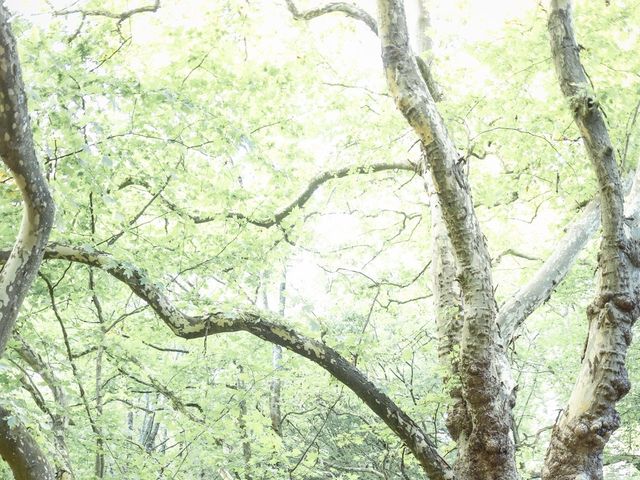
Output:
(0, 0), (639, 479)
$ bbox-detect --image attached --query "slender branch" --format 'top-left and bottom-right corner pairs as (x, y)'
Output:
(129, 161), (417, 228)
(285, 1), (443, 102)
(55, 0), (160, 23)
(285, 0), (378, 34)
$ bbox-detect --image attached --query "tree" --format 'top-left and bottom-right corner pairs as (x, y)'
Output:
(0, 0), (639, 479)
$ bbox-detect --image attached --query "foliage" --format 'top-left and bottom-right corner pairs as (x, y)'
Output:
(0, 0), (640, 479)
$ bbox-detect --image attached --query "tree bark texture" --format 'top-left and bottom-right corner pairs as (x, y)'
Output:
(0, 406), (55, 480)
(0, 3), (56, 477)
(543, 1), (639, 478)
(0, 3), (55, 356)
(376, 1), (517, 478)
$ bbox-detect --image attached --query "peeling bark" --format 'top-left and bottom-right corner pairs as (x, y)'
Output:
(0, 4), (56, 477)
(0, 406), (55, 480)
(1, 243), (454, 480)
(543, 1), (639, 478)
(0, 3), (55, 356)
(428, 183), (469, 445)
(376, 1), (517, 478)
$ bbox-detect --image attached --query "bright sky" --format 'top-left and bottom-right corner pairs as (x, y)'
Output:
(7, 0), (536, 32)
(2, 0), (544, 319)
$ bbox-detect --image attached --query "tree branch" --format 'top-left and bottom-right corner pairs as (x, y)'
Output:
(498, 198), (600, 341)
(284, 1), (443, 102)
(129, 161), (417, 228)
(285, 0), (378, 34)
(0, 405), (55, 480)
(55, 0), (160, 24)
(0, 243), (453, 479)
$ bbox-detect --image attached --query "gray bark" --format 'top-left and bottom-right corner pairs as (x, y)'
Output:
(0, 3), (55, 477)
(376, 1), (517, 478)
(543, 1), (639, 478)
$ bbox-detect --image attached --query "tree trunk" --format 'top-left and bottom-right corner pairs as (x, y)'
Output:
(0, 4), (56, 477)
(269, 270), (286, 436)
(543, 1), (639, 478)
(376, 1), (518, 478)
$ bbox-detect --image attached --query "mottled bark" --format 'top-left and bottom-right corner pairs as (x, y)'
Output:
(428, 183), (469, 445)
(0, 4), (56, 477)
(4, 243), (454, 480)
(0, 406), (55, 480)
(376, 1), (517, 478)
(543, 1), (639, 478)
(0, 3), (55, 356)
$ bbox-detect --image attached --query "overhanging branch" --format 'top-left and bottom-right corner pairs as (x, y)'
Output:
(0, 243), (453, 479)
(126, 161), (417, 228)
(55, 0), (161, 23)
(285, 0), (378, 34)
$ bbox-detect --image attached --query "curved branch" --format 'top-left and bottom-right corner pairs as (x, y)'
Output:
(0, 406), (55, 480)
(285, 0), (378, 35)
(285, 2), (443, 102)
(498, 198), (600, 341)
(0, 6), (55, 355)
(55, 0), (160, 23)
(0, 243), (453, 480)
(225, 162), (417, 227)
(131, 161), (417, 228)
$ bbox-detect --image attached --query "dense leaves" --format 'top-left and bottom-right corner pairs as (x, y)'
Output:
(0, 0), (640, 479)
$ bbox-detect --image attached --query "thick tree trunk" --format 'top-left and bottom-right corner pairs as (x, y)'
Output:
(0, 3), (55, 355)
(376, 1), (517, 478)
(0, 4), (56, 477)
(428, 182), (468, 447)
(543, 1), (639, 478)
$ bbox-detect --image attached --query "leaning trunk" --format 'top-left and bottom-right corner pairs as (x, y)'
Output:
(543, 1), (639, 478)
(376, 0), (518, 478)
